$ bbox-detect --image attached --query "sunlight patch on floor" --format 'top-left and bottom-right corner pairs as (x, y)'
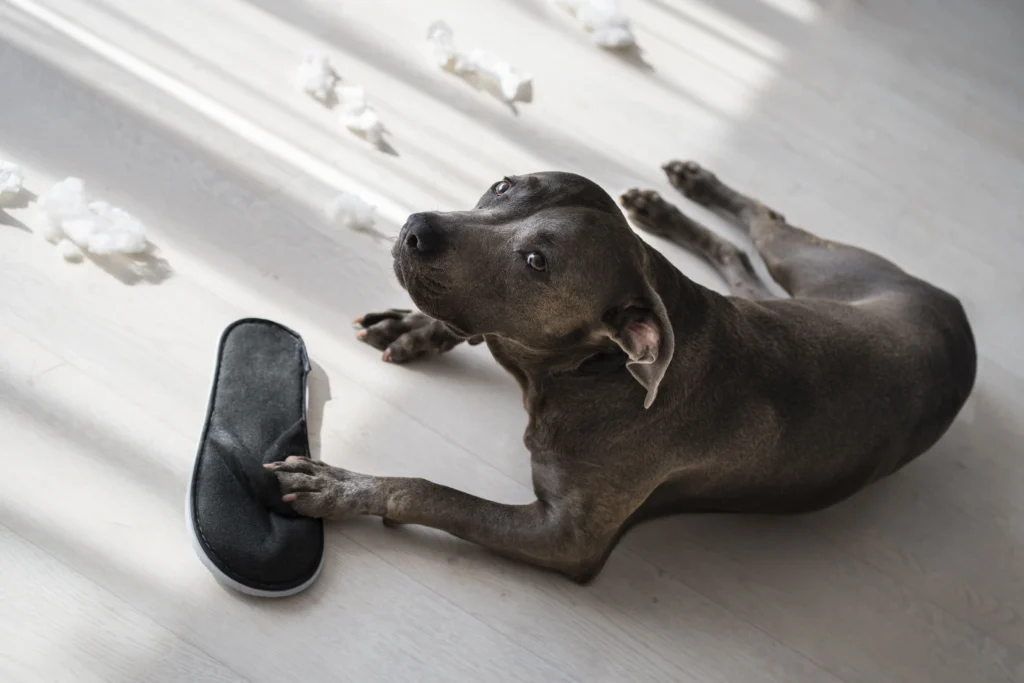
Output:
(4, 0), (413, 227)
(759, 0), (820, 23)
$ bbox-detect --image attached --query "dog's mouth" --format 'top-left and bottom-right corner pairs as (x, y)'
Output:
(392, 253), (447, 298)
(393, 252), (468, 333)
(392, 254), (408, 289)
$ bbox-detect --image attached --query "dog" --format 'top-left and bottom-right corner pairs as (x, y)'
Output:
(267, 162), (977, 583)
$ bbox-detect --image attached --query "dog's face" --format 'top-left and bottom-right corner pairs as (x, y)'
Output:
(392, 171), (676, 407)
(393, 172), (641, 346)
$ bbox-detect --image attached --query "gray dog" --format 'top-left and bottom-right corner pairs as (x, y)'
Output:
(267, 162), (976, 582)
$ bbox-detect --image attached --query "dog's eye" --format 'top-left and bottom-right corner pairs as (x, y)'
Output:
(526, 252), (547, 272)
(494, 179), (511, 195)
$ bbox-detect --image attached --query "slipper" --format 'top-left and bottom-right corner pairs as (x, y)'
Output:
(186, 318), (324, 597)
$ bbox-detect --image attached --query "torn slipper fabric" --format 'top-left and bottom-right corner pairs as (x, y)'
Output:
(187, 319), (324, 597)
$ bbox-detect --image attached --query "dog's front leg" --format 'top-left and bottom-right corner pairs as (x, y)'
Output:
(353, 309), (482, 363)
(267, 457), (606, 581)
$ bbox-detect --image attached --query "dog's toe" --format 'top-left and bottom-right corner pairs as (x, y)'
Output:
(357, 309), (412, 327)
(619, 188), (640, 205)
(620, 188), (661, 215)
(662, 159), (718, 203)
(621, 189), (688, 239)
(359, 318), (409, 350)
(382, 338), (428, 363)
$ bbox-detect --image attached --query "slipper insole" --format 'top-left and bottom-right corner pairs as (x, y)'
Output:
(187, 318), (324, 596)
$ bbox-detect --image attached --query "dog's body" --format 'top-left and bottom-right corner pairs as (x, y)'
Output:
(270, 162), (976, 582)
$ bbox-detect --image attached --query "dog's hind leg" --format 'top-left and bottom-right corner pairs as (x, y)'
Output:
(661, 160), (910, 302)
(620, 188), (777, 300)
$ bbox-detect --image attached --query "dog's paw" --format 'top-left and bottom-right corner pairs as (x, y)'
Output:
(266, 456), (376, 518)
(620, 188), (683, 238)
(661, 160), (723, 205)
(353, 309), (458, 363)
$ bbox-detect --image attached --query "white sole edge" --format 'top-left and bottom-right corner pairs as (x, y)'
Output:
(185, 481), (325, 598)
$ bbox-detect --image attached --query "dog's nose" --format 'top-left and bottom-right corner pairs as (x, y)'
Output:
(402, 212), (443, 255)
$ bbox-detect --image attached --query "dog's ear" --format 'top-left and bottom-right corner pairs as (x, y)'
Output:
(603, 284), (675, 409)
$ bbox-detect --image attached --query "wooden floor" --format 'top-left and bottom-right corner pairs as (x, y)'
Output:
(2, 0), (1022, 681)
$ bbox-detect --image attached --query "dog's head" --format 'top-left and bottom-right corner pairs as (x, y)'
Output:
(393, 172), (675, 407)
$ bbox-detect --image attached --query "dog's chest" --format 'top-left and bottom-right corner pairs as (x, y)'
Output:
(523, 369), (656, 457)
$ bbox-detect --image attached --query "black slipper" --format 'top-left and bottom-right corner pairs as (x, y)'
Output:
(187, 318), (325, 597)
